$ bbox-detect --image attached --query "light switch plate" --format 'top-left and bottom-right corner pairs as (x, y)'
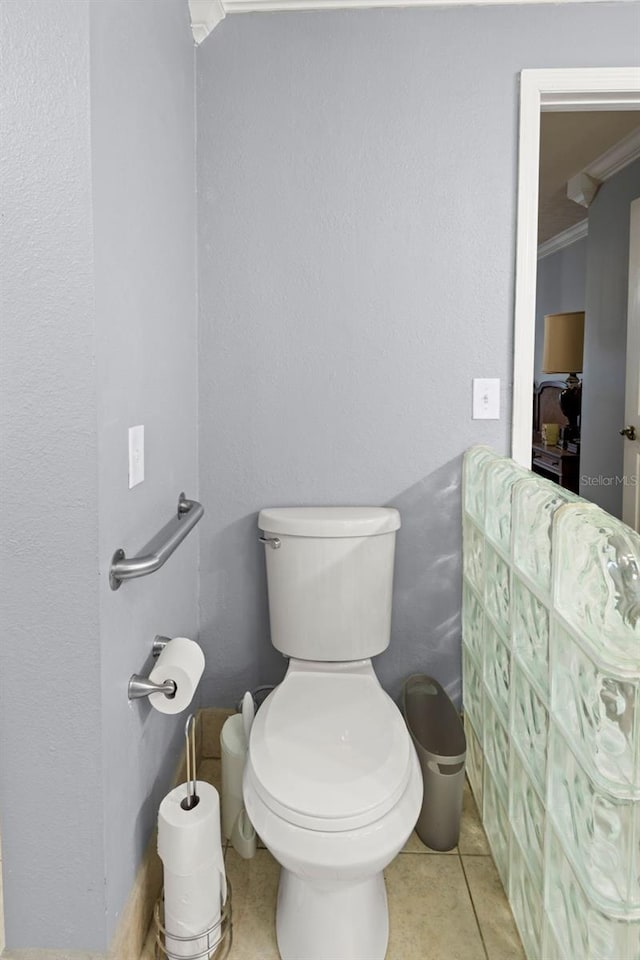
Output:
(128, 425), (145, 488)
(473, 379), (500, 420)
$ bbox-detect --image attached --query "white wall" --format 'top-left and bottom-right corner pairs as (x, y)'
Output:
(0, 0), (198, 950)
(534, 238), (588, 386)
(90, 0), (198, 941)
(196, 4), (640, 710)
(581, 158), (640, 516)
(0, 0), (105, 947)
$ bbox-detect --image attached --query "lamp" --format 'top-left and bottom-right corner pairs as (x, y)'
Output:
(542, 311), (585, 445)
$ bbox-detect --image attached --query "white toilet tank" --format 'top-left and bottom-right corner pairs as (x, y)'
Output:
(258, 506), (401, 661)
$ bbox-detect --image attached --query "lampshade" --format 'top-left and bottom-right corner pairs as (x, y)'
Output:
(542, 311), (585, 374)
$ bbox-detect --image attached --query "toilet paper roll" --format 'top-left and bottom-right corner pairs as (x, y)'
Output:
(158, 780), (226, 958)
(149, 637), (205, 715)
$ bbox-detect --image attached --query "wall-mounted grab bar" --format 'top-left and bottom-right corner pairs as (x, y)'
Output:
(110, 493), (204, 590)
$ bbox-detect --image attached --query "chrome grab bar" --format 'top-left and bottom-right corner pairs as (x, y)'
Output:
(110, 493), (204, 590)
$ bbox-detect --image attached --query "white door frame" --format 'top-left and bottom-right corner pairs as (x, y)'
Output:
(511, 67), (640, 467)
(622, 198), (640, 531)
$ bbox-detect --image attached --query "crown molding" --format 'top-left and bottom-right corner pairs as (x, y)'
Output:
(221, 0), (639, 9)
(190, 0), (640, 40)
(189, 0), (225, 44)
(585, 125), (640, 182)
(567, 171), (600, 208)
(564, 124), (640, 211)
(538, 219), (588, 260)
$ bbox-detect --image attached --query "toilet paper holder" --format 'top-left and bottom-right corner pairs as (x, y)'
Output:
(128, 636), (175, 701)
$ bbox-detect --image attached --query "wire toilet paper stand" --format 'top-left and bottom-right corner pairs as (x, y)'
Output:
(154, 894), (232, 960)
(155, 716), (232, 960)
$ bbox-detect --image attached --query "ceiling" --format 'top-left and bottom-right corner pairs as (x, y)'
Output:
(538, 111), (640, 244)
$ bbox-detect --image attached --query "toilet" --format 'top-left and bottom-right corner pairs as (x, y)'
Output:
(243, 507), (423, 960)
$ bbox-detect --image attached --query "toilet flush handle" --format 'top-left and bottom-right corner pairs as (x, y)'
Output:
(258, 535), (281, 549)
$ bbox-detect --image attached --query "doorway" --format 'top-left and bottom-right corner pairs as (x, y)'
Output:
(511, 68), (640, 528)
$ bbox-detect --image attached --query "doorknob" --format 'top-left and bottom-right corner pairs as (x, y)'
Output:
(619, 425), (637, 441)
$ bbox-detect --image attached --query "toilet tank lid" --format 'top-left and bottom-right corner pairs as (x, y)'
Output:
(258, 506), (401, 538)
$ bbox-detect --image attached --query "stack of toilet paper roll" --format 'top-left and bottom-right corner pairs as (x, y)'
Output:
(221, 695), (257, 859)
(158, 781), (227, 958)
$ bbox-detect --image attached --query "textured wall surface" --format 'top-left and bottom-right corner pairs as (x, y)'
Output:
(89, 0), (198, 942)
(534, 238), (587, 385)
(196, 4), (640, 708)
(0, 0), (197, 950)
(0, 0), (105, 949)
(581, 158), (640, 516)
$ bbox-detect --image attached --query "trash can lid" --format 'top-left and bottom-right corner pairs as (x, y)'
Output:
(248, 663), (413, 831)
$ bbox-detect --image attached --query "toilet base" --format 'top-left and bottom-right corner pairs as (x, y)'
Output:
(275, 867), (389, 960)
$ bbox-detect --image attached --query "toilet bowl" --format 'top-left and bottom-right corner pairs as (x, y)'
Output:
(247, 507), (423, 960)
(244, 659), (422, 960)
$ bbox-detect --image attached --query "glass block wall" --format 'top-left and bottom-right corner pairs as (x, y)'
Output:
(462, 445), (640, 960)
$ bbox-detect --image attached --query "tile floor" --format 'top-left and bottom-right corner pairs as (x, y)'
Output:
(141, 759), (525, 960)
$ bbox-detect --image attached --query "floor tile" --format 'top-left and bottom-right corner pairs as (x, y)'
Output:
(462, 855), (525, 960)
(458, 780), (490, 856)
(385, 853), (486, 960)
(225, 848), (280, 960)
(402, 830), (457, 855)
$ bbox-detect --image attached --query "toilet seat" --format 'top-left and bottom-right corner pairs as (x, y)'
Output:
(247, 660), (413, 832)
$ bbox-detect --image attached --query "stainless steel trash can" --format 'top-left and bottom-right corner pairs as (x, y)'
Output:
(401, 674), (466, 851)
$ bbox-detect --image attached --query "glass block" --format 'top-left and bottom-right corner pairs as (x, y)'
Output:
(512, 664), (548, 797)
(462, 577), (484, 668)
(483, 765), (510, 889)
(509, 748), (544, 880)
(546, 827), (640, 960)
(485, 543), (510, 640)
(484, 697), (510, 804)
(554, 504), (640, 668)
(463, 445), (502, 524)
(541, 919), (566, 960)
(465, 714), (483, 810)
(551, 619), (640, 795)
(510, 835), (543, 960)
(512, 574), (549, 702)
(484, 458), (530, 557)
(462, 517), (485, 597)
(548, 726), (640, 909)
(512, 475), (579, 600)
(483, 619), (511, 725)
(462, 645), (484, 736)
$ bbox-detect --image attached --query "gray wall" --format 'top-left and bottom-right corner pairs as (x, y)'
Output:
(0, 0), (105, 948)
(0, 0), (197, 951)
(580, 158), (640, 515)
(90, 0), (198, 942)
(534, 237), (587, 385)
(196, 3), (640, 709)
